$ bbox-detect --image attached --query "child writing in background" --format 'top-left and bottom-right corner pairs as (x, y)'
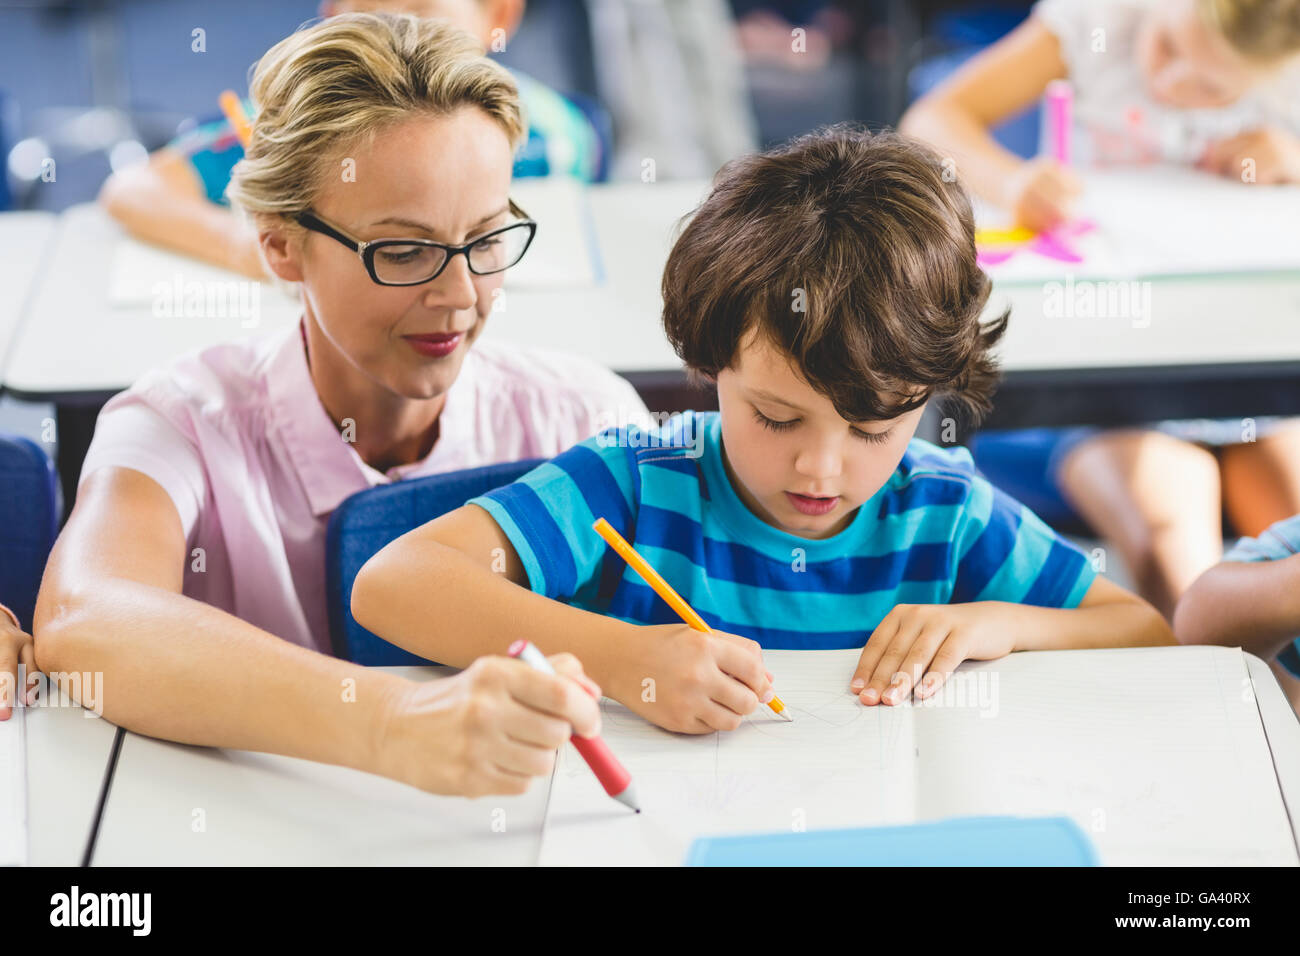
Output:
(900, 0), (1300, 622)
(351, 127), (1173, 735)
(98, 0), (603, 279)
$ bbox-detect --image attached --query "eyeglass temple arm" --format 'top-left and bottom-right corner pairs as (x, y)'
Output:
(296, 212), (363, 253)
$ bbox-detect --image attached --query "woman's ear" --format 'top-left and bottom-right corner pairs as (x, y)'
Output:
(260, 223), (305, 283)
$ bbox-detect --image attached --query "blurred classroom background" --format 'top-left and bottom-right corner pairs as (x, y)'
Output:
(0, 0), (1035, 442)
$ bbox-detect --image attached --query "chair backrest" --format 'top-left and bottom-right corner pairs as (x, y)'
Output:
(326, 458), (544, 666)
(0, 433), (59, 630)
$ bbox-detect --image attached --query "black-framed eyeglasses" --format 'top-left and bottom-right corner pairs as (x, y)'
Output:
(294, 199), (537, 286)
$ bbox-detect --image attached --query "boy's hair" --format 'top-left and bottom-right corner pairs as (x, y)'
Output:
(227, 12), (523, 228)
(1201, 0), (1300, 62)
(661, 125), (1007, 426)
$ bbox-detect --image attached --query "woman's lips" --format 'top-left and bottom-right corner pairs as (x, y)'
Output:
(785, 491), (840, 516)
(403, 332), (462, 358)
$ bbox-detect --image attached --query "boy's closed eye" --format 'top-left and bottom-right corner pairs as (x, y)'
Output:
(751, 406), (895, 445)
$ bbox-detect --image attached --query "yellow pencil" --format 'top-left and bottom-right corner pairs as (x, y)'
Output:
(219, 90), (253, 148)
(592, 517), (792, 722)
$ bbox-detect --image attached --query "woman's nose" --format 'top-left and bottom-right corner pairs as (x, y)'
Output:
(422, 253), (477, 313)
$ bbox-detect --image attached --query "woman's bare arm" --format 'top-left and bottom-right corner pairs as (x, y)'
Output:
(34, 467), (401, 769)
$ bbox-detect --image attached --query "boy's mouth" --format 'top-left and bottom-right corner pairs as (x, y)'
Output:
(784, 491), (840, 516)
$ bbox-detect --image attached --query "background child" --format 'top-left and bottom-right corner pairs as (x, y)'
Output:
(1175, 513), (1300, 713)
(351, 127), (1173, 735)
(900, 0), (1300, 619)
(97, 0), (602, 278)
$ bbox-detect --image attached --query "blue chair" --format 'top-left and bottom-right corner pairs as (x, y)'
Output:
(0, 434), (59, 631)
(326, 458), (544, 666)
(968, 428), (1092, 536)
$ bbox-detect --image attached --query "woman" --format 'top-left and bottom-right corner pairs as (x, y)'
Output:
(34, 13), (648, 797)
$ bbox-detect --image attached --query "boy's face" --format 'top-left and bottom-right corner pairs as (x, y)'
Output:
(714, 329), (927, 540)
(1137, 0), (1261, 108)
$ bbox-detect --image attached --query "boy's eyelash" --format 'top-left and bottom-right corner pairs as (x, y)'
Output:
(752, 408), (892, 444)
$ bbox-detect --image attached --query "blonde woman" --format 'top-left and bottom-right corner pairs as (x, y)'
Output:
(34, 14), (649, 797)
(901, 0), (1300, 625)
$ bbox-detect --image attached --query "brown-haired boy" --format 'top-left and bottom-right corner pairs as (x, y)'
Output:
(351, 126), (1173, 735)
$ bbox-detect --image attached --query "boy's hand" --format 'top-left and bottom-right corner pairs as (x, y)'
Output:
(0, 611), (38, 720)
(1199, 126), (1300, 184)
(850, 603), (1015, 706)
(374, 653), (602, 798)
(1003, 158), (1082, 232)
(617, 624), (773, 734)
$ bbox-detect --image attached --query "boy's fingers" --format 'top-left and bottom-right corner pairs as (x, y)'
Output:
(712, 637), (769, 698)
(864, 632), (914, 705)
(916, 643), (967, 698)
(852, 612), (900, 696)
(706, 671), (760, 717)
(888, 628), (951, 704)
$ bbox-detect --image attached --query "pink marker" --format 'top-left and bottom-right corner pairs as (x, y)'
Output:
(507, 639), (640, 812)
(1046, 79), (1073, 165)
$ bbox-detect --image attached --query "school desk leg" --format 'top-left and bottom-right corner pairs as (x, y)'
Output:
(56, 401), (106, 526)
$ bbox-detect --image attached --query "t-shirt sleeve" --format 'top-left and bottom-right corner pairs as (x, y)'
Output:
(466, 428), (638, 603)
(950, 474), (1097, 607)
(166, 112), (247, 206)
(79, 400), (207, 538)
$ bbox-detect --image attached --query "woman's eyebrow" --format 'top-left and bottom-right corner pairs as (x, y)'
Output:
(369, 204), (510, 236)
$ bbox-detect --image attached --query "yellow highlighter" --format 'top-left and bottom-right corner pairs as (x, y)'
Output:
(592, 517), (792, 722)
(219, 90), (253, 148)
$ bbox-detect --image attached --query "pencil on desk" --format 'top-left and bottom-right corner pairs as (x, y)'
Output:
(591, 517), (792, 722)
(219, 90), (253, 148)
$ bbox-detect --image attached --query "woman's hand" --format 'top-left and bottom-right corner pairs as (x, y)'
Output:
(1002, 157), (1083, 232)
(373, 653), (602, 797)
(613, 624), (774, 734)
(850, 603), (1016, 706)
(1199, 126), (1300, 184)
(0, 607), (37, 720)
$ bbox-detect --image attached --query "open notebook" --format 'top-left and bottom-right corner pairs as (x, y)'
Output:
(0, 707), (27, 866)
(975, 166), (1300, 283)
(539, 645), (1298, 866)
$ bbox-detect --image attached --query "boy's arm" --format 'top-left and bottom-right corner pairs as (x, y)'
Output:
(352, 503), (640, 691)
(98, 147), (265, 278)
(899, 16), (1070, 209)
(1173, 555), (1300, 659)
(852, 577), (1172, 705)
(998, 574), (1175, 651)
(351, 503), (775, 734)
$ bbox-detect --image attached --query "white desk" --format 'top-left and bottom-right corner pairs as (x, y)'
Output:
(88, 654), (1299, 866)
(0, 212), (57, 383)
(24, 688), (121, 866)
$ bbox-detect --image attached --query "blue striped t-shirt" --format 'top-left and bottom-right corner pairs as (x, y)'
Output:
(468, 411), (1097, 650)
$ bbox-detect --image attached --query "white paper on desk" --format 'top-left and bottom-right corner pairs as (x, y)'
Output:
(0, 706), (27, 866)
(976, 166), (1300, 283)
(538, 646), (1298, 866)
(108, 240), (299, 310)
(503, 178), (600, 290)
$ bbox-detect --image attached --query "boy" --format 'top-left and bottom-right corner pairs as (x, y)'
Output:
(351, 127), (1173, 735)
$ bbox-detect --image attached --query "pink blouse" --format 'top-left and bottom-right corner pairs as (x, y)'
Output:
(80, 320), (651, 654)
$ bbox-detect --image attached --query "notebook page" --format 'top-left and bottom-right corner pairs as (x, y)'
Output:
(538, 649), (917, 866)
(913, 646), (1297, 865)
(977, 166), (1300, 282)
(0, 706), (27, 866)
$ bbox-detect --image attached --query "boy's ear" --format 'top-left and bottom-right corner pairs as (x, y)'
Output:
(486, 0), (525, 38)
(260, 223), (305, 283)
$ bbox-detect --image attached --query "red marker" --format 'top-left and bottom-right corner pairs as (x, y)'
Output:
(507, 640), (640, 812)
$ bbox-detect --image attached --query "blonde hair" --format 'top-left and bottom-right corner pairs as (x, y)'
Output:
(227, 12), (524, 225)
(1200, 0), (1300, 62)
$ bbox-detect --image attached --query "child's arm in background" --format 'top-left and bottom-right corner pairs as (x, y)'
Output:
(851, 576), (1173, 706)
(0, 603), (36, 721)
(1173, 554), (1300, 658)
(1199, 127), (1300, 184)
(899, 16), (1082, 231)
(351, 503), (775, 734)
(98, 147), (265, 278)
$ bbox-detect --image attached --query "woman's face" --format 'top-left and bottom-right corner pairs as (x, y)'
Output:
(275, 108), (515, 402)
